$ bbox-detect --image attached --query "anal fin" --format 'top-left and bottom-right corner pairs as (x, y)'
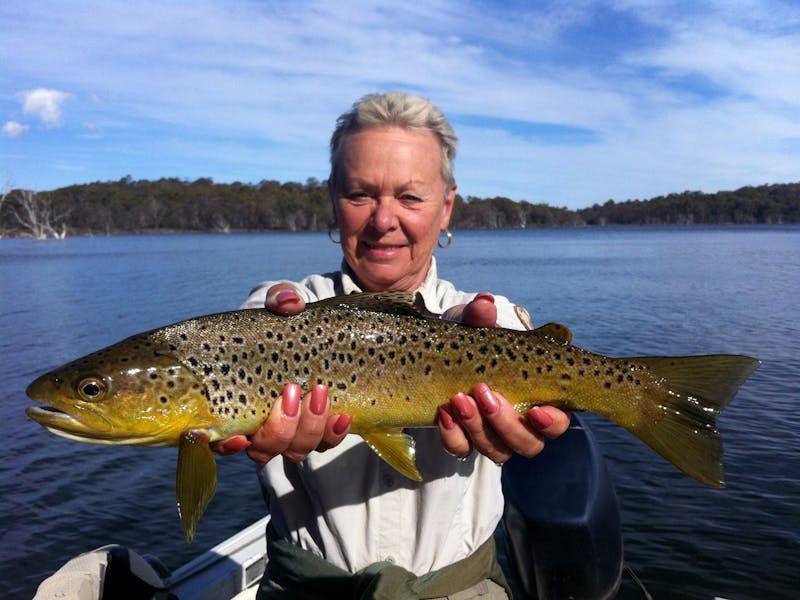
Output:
(361, 429), (422, 482)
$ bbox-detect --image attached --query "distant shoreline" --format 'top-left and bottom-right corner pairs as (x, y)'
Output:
(2, 179), (797, 239)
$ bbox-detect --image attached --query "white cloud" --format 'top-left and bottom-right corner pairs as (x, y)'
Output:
(2, 121), (30, 137)
(21, 88), (72, 127)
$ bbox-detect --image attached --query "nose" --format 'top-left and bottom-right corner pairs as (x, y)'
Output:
(370, 199), (398, 232)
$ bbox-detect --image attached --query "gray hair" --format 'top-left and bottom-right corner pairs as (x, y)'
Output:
(329, 92), (458, 194)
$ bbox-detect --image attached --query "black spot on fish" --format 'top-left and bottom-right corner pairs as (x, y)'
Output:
(233, 337), (244, 344)
(221, 364), (230, 375)
(475, 365), (486, 374)
(561, 373), (572, 381)
(239, 394), (247, 405)
(522, 370), (529, 380)
(604, 382), (612, 389)
(160, 396), (168, 404)
(424, 365), (432, 376)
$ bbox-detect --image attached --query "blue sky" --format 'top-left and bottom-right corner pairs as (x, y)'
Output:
(2, 0), (799, 209)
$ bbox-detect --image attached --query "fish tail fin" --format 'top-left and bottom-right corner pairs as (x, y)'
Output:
(623, 354), (760, 488)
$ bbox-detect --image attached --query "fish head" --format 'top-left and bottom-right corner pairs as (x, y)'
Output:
(26, 334), (214, 446)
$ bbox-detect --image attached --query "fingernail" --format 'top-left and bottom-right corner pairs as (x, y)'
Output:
(438, 405), (457, 430)
(332, 414), (352, 435)
(474, 293), (495, 304)
(310, 384), (328, 415)
(473, 383), (499, 415)
(221, 437), (250, 453)
(528, 407), (554, 430)
(452, 393), (476, 420)
(281, 384), (300, 417)
(275, 290), (301, 311)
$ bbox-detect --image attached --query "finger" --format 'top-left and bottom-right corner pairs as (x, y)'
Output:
(246, 383), (302, 464)
(450, 392), (514, 465)
(281, 384), (330, 462)
(526, 406), (571, 439)
(211, 435), (251, 456)
(265, 283), (305, 315)
(460, 293), (497, 328)
(317, 413), (353, 452)
(471, 383), (547, 459)
(437, 404), (473, 458)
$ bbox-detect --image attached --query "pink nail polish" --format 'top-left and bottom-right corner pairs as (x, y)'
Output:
(310, 385), (328, 415)
(282, 384), (300, 417)
(452, 393), (476, 420)
(529, 407), (554, 430)
(474, 383), (499, 415)
(438, 406), (457, 430)
(332, 414), (352, 435)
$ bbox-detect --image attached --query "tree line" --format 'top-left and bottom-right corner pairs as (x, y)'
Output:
(1, 177), (797, 239)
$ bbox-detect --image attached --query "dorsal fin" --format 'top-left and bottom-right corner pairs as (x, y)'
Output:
(307, 291), (438, 318)
(531, 322), (573, 343)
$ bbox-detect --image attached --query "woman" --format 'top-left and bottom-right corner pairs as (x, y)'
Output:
(218, 92), (570, 599)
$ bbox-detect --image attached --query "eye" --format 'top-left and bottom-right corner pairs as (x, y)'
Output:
(78, 377), (107, 402)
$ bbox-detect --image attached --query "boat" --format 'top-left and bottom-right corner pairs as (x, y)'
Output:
(34, 414), (623, 600)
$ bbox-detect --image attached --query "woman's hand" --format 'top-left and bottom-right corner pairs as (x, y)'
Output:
(437, 293), (571, 464)
(211, 284), (352, 463)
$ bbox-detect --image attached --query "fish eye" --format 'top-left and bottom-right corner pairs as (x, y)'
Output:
(77, 377), (107, 402)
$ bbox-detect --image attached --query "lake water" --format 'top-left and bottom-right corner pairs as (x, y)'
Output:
(1, 227), (798, 599)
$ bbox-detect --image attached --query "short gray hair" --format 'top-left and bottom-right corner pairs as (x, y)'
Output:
(329, 92), (458, 194)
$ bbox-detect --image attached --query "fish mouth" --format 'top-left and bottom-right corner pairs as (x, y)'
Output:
(26, 405), (106, 442)
(25, 405), (167, 446)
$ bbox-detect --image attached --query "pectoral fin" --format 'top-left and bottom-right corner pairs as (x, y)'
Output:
(176, 432), (217, 543)
(361, 430), (422, 482)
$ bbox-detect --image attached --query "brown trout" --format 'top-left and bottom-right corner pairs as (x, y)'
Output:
(26, 291), (759, 542)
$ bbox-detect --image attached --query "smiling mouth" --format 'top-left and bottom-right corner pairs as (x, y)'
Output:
(363, 241), (406, 250)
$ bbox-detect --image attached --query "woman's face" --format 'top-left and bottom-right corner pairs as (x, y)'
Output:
(332, 126), (455, 292)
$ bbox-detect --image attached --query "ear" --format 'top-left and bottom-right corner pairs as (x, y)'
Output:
(440, 183), (457, 230)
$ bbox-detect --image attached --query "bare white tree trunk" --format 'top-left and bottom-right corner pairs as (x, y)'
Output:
(12, 190), (69, 240)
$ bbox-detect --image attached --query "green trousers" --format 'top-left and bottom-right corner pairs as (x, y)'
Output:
(257, 524), (512, 600)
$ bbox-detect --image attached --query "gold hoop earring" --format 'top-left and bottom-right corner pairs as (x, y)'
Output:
(438, 229), (452, 249)
(328, 227), (341, 244)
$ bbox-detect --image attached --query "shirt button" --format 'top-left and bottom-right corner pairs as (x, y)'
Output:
(385, 556), (396, 564)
